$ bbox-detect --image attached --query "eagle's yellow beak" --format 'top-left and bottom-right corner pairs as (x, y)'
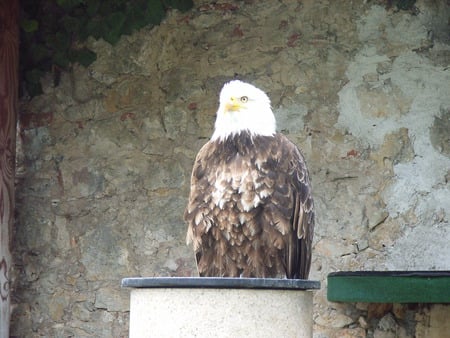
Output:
(224, 96), (243, 112)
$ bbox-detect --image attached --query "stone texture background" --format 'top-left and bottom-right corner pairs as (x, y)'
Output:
(11, 0), (450, 337)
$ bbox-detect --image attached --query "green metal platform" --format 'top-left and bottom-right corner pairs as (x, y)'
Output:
(327, 271), (450, 303)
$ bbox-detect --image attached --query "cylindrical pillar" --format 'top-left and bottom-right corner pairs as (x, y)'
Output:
(122, 277), (320, 338)
(0, 1), (19, 337)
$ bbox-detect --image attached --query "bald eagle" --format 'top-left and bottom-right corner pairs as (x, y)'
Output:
(184, 80), (314, 279)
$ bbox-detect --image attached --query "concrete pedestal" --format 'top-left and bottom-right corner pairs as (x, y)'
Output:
(122, 277), (320, 338)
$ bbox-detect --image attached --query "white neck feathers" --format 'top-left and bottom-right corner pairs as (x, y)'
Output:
(210, 80), (276, 141)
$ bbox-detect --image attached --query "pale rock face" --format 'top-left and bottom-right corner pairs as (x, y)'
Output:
(11, 1), (450, 337)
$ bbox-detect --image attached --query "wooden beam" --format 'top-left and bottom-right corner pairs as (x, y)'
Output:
(0, 1), (19, 337)
(328, 271), (450, 303)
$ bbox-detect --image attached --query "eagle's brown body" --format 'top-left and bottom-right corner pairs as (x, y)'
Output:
(184, 131), (314, 279)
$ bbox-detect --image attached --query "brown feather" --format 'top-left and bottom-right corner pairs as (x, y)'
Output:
(184, 132), (315, 279)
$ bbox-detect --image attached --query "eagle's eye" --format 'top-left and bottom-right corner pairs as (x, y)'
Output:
(240, 96), (249, 103)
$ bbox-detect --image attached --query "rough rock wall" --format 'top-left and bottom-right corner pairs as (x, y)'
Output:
(11, 0), (450, 337)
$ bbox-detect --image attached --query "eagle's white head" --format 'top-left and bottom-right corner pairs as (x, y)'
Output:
(211, 80), (276, 141)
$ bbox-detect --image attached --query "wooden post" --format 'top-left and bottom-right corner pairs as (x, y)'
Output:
(0, 1), (19, 337)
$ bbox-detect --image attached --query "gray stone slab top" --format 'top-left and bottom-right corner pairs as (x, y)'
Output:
(121, 277), (320, 290)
